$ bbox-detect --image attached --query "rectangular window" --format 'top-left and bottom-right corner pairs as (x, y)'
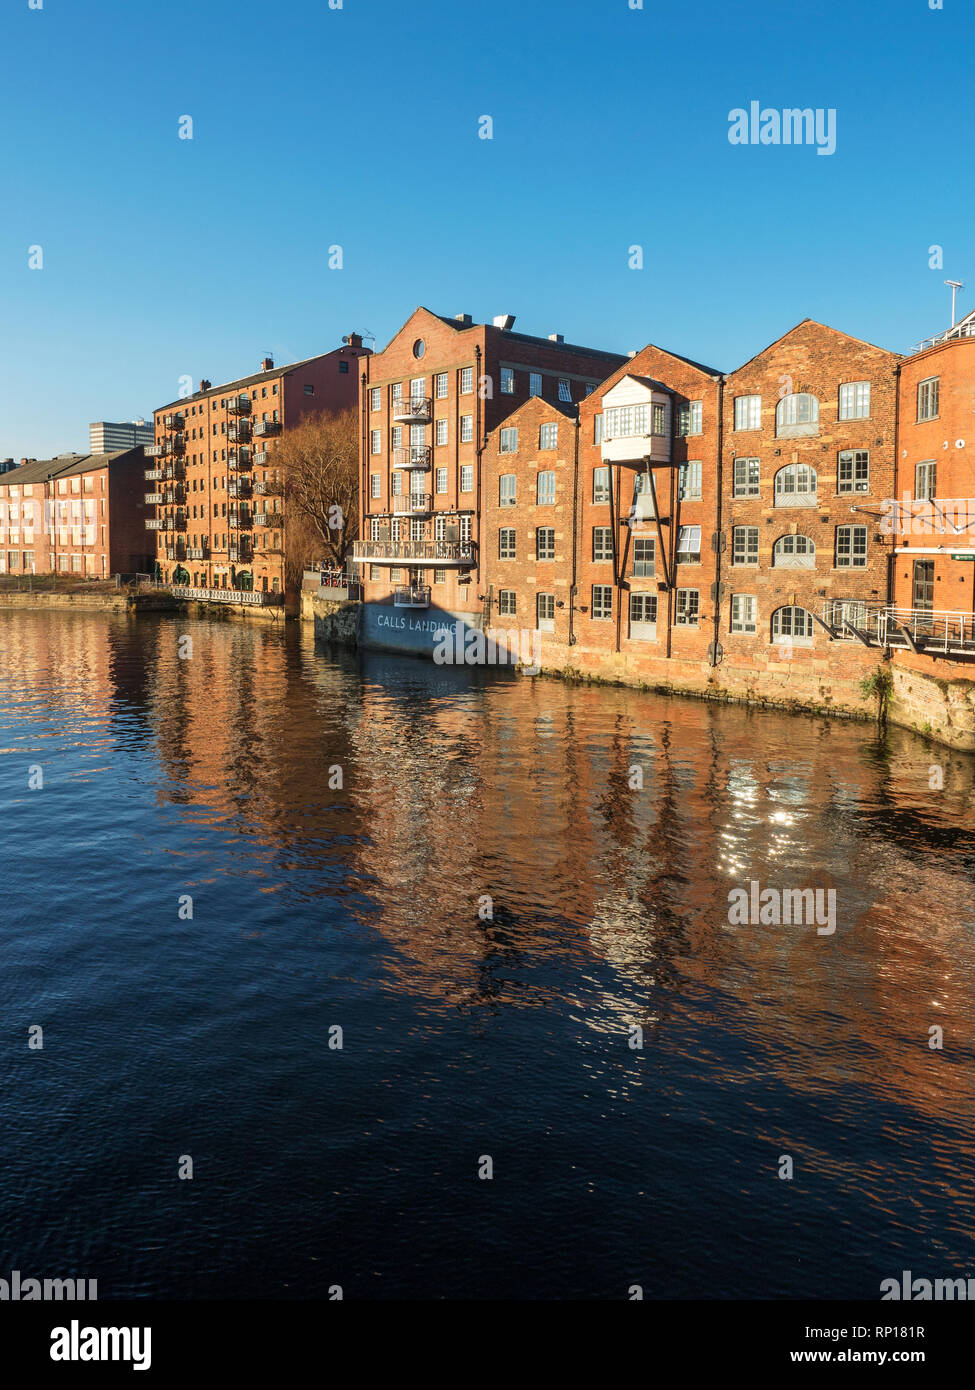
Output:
(460, 415), (474, 443)
(499, 428), (518, 454)
(500, 368), (514, 394)
(537, 471), (556, 505)
(460, 465), (474, 493)
(529, 372), (542, 397)
(678, 461), (702, 500)
(369, 564), (381, 580)
(731, 594), (757, 633)
(835, 524), (868, 568)
(837, 449), (870, 493)
(500, 474), (517, 506)
(434, 568), (446, 584)
(370, 388), (381, 411)
(391, 473), (403, 496)
(537, 592), (556, 631)
(410, 517), (425, 542)
(558, 379), (572, 403)
(592, 526), (613, 561)
(629, 592), (658, 639)
(591, 584), (613, 620)
(498, 590), (517, 616)
(435, 373), (448, 399)
(675, 589), (700, 626)
(632, 537), (655, 577)
(677, 400), (703, 436)
(536, 527), (555, 560)
(391, 426), (403, 450)
(436, 419), (448, 447)
(732, 525), (759, 566)
(436, 467), (448, 494)
(460, 367), (474, 394)
(838, 381), (870, 420)
(594, 414), (604, 444)
(539, 422), (559, 450)
(370, 430), (382, 455)
(733, 457), (760, 497)
(499, 528), (517, 559)
(304, 384), (314, 396)
(593, 467), (610, 503)
(391, 383), (402, 404)
(370, 473), (382, 499)
(915, 460), (937, 499)
(917, 377), (939, 421)
(734, 395), (761, 430)
(652, 403), (667, 435)
(410, 376), (425, 399)
(677, 525), (701, 564)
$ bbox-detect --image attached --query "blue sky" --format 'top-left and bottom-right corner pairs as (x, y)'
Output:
(1, 0), (971, 457)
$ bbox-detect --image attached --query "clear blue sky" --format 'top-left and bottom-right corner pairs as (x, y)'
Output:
(1, 0), (971, 458)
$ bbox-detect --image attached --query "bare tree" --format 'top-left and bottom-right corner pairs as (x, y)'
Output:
(275, 407), (359, 574)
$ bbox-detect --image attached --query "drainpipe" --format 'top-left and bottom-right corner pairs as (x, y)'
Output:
(569, 414), (580, 647)
(710, 374), (726, 666)
(475, 342), (483, 622)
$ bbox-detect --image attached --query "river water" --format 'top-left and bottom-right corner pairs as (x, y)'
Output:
(1, 609), (974, 1300)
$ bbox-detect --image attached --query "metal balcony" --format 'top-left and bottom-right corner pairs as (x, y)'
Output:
(186, 545), (209, 560)
(394, 584), (431, 608)
(228, 479), (252, 499)
(228, 544), (253, 563)
(163, 463), (186, 480)
(393, 493), (433, 514)
(164, 412), (185, 431)
(145, 492), (163, 504)
(253, 450), (269, 465)
(144, 468), (164, 481)
(228, 448), (251, 469)
(253, 479), (282, 495)
(165, 545), (186, 561)
(820, 600), (975, 656)
(145, 518), (166, 530)
(252, 420), (281, 437)
(353, 539), (475, 567)
(391, 395), (432, 424)
(254, 512), (269, 527)
(392, 446), (432, 471)
(228, 422), (251, 443)
(163, 487), (185, 505)
(145, 443), (166, 458)
(227, 394), (252, 415)
(229, 510), (253, 530)
(173, 513), (187, 532)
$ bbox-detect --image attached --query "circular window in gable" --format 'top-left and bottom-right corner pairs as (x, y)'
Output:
(412, 339), (425, 359)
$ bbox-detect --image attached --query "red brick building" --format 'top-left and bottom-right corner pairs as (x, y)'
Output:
(149, 336), (368, 603)
(353, 307), (626, 628)
(0, 449), (152, 577)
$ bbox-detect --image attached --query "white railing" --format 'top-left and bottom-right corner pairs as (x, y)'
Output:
(822, 600), (975, 654)
(913, 320), (975, 353)
(391, 396), (432, 422)
(171, 585), (282, 605)
(354, 539), (475, 564)
(393, 493), (432, 513)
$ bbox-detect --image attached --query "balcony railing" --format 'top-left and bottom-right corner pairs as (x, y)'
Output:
(394, 584), (432, 608)
(913, 320), (975, 353)
(228, 479), (252, 498)
(253, 450), (269, 465)
(228, 448), (251, 469)
(228, 545), (253, 563)
(145, 492), (163, 505)
(173, 513), (187, 532)
(254, 512), (269, 527)
(144, 468), (164, 481)
(227, 394), (252, 415)
(164, 412), (185, 431)
(392, 446), (432, 470)
(252, 420), (281, 436)
(163, 463), (185, 480)
(145, 518), (166, 530)
(253, 479), (282, 495)
(171, 585), (282, 606)
(229, 510), (253, 529)
(145, 443), (166, 458)
(163, 487), (186, 505)
(353, 539), (475, 567)
(391, 395), (432, 424)
(393, 493), (433, 514)
(228, 422), (251, 443)
(165, 545), (187, 561)
(821, 600), (975, 656)
(186, 546), (209, 560)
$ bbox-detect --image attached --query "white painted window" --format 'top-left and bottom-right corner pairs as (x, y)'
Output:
(838, 381), (870, 420)
(838, 449), (870, 493)
(679, 461), (702, 500)
(370, 429), (381, 455)
(539, 423), (559, 450)
(436, 419), (448, 447)
(917, 377), (939, 421)
(734, 395), (761, 430)
(675, 589), (699, 625)
(370, 388), (381, 411)
(460, 367), (474, 394)
(835, 524), (868, 568)
(460, 465), (473, 492)
(732, 526), (759, 566)
(370, 473), (381, 498)
(435, 373), (448, 399)
(591, 584), (612, 620)
(460, 414), (474, 443)
(731, 594), (757, 633)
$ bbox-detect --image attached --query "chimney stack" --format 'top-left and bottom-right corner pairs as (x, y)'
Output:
(548, 333), (564, 343)
(493, 314), (516, 331)
(344, 333), (363, 349)
(455, 313), (473, 326)
(200, 379), (211, 391)
(261, 357), (274, 371)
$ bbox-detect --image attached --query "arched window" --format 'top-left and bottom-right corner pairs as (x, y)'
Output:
(772, 534), (816, 567)
(775, 393), (819, 438)
(772, 606), (814, 646)
(774, 463), (818, 506)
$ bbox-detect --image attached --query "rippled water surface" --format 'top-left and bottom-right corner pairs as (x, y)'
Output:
(1, 609), (974, 1299)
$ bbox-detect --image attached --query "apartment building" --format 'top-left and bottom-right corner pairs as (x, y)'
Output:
(353, 307), (626, 647)
(149, 336), (368, 602)
(0, 449), (151, 576)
